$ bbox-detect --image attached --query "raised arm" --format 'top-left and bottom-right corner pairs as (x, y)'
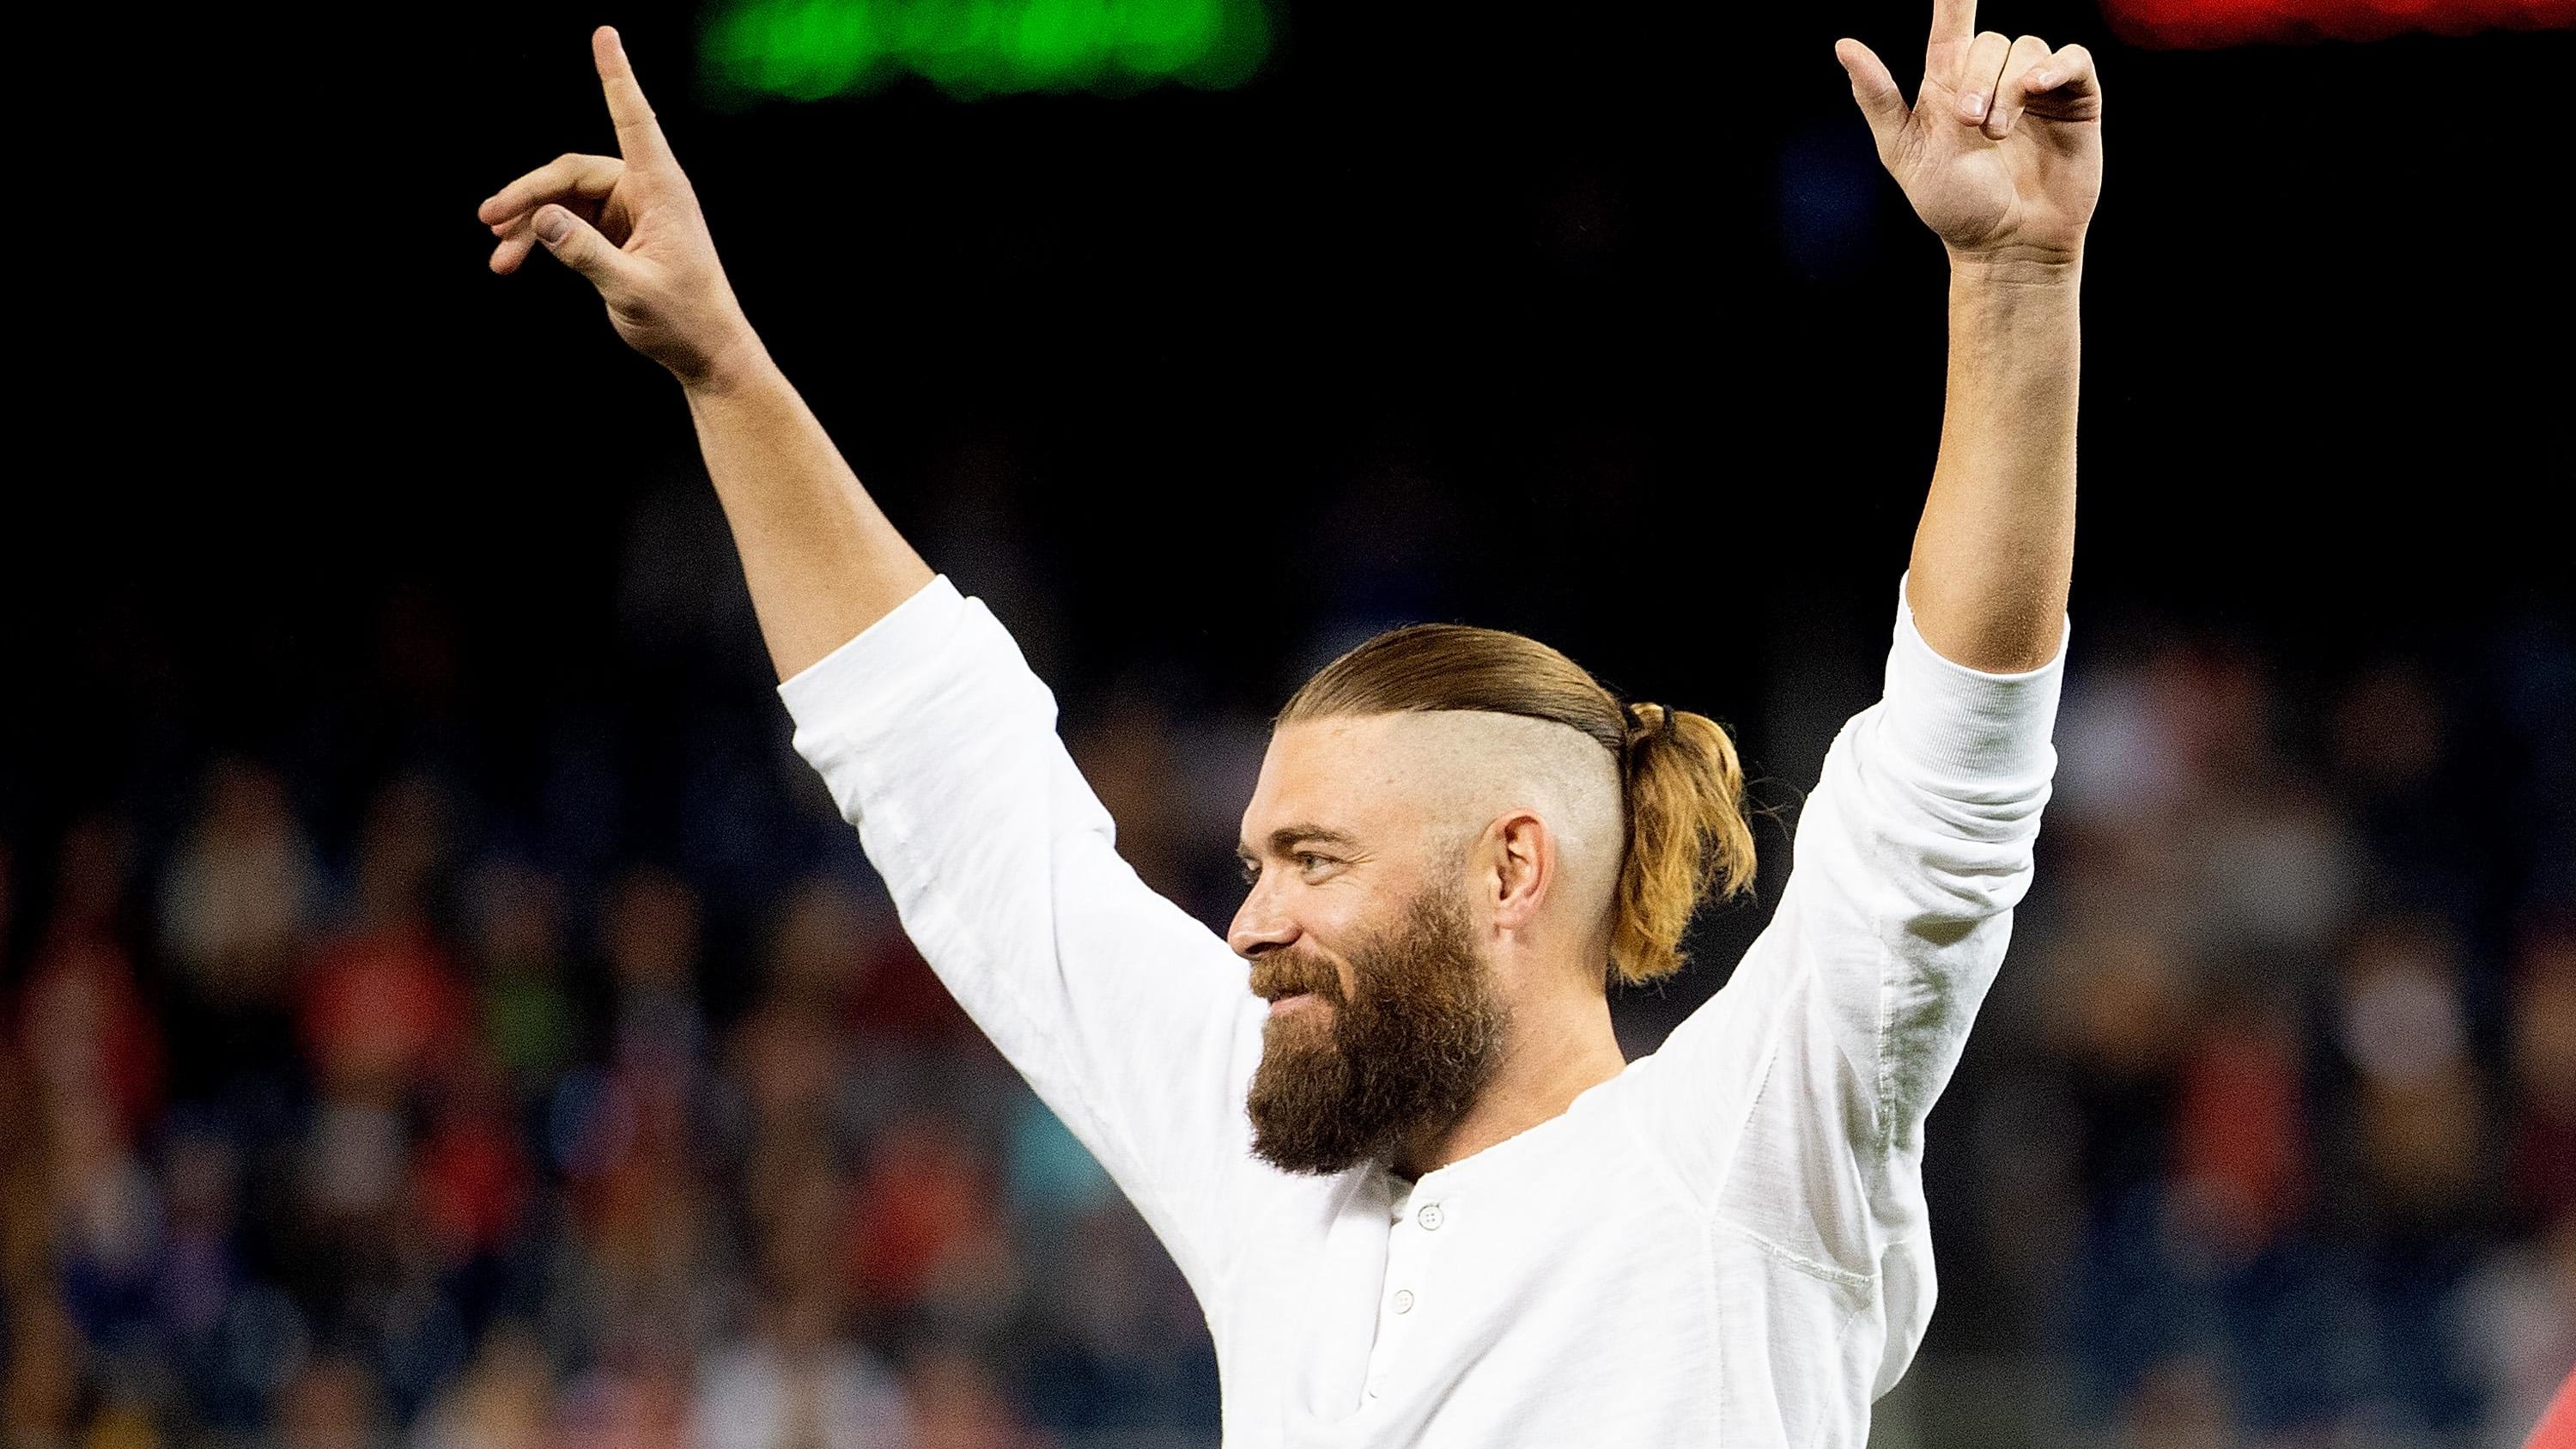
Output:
(1616, 9), (2099, 1398)
(477, 29), (1271, 1296)
(477, 27), (930, 680)
(1837, 0), (2101, 671)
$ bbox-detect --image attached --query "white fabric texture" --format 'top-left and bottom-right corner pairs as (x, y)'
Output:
(777, 574), (2067, 1448)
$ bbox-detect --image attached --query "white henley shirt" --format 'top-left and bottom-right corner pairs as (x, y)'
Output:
(777, 573), (2067, 1447)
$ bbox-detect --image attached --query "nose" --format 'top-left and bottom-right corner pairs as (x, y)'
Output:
(1227, 883), (1299, 961)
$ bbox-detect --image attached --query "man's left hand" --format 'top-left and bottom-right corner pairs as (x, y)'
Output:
(1837, 0), (2104, 268)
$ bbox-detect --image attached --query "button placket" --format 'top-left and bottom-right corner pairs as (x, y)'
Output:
(1361, 1184), (1449, 1407)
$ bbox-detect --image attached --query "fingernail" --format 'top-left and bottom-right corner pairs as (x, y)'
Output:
(535, 208), (572, 245)
(1960, 91), (1987, 120)
(2033, 70), (2058, 89)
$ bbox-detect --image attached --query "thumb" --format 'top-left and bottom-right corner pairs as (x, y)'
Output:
(532, 204), (635, 292)
(1834, 40), (1909, 154)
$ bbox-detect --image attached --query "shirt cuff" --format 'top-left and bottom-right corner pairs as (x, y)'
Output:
(776, 573), (968, 734)
(1881, 571), (2069, 782)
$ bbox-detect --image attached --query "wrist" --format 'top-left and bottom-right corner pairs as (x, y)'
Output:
(676, 323), (775, 399)
(1947, 245), (2084, 289)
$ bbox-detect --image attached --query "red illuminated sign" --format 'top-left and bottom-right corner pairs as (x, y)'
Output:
(2103, 0), (2573, 46)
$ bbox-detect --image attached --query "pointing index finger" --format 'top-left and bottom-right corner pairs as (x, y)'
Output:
(593, 26), (671, 167)
(1929, 0), (1978, 46)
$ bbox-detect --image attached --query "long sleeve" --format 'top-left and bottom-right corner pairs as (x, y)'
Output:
(1615, 573), (2066, 1401)
(776, 576), (1269, 1296)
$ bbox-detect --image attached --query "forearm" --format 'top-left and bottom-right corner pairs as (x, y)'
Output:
(1905, 259), (2081, 674)
(682, 346), (936, 681)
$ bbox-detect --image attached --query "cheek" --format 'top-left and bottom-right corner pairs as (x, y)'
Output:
(1304, 904), (1393, 1000)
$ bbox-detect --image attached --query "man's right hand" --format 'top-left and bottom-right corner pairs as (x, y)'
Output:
(478, 27), (762, 388)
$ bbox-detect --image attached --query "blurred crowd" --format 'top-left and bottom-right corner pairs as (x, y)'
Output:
(2, 535), (2568, 1449)
(1923, 617), (2576, 1448)
(0, 778), (1225, 1448)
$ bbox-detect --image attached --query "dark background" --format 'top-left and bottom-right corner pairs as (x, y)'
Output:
(5, 1), (2572, 1445)
(17, 0), (2570, 742)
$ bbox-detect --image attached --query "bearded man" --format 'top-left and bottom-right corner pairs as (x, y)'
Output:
(479, 4), (2100, 1440)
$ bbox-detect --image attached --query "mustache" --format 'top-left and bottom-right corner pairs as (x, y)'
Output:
(1249, 951), (1344, 1004)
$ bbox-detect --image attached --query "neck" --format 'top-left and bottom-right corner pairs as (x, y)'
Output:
(1391, 983), (1627, 1179)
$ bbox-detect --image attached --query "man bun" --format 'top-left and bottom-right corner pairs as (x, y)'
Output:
(1613, 702), (1756, 986)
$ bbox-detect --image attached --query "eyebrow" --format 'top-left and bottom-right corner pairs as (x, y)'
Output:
(1238, 824), (1361, 860)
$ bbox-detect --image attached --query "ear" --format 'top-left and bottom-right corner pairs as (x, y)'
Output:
(1483, 809), (1553, 932)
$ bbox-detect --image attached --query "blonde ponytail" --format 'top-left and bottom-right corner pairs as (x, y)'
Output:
(1612, 703), (1756, 986)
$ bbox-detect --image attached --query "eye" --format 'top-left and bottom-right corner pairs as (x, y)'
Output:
(1237, 857), (1261, 886)
(1295, 852), (1335, 878)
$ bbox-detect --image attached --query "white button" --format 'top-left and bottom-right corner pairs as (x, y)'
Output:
(1392, 1289), (1415, 1313)
(1417, 1202), (1443, 1230)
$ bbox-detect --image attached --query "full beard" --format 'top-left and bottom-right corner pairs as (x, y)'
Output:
(1244, 882), (1508, 1176)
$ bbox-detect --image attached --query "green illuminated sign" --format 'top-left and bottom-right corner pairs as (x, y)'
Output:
(702, 0), (1272, 100)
